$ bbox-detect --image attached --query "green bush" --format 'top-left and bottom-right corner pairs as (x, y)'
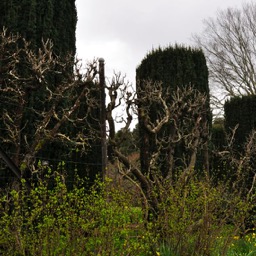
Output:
(148, 173), (255, 256)
(0, 167), (255, 256)
(0, 171), (153, 255)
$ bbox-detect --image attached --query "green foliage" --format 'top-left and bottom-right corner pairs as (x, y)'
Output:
(115, 125), (140, 156)
(149, 178), (241, 255)
(0, 165), (255, 255)
(224, 233), (256, 256)
(0, 172), (153, 255)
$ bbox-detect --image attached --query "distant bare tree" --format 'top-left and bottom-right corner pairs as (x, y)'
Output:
(194, 2), (256, 108)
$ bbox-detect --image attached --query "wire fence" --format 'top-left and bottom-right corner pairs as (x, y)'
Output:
(0, 89), (106, 188)
(0, 153), (104, 188)
(0, 135), (104, 188)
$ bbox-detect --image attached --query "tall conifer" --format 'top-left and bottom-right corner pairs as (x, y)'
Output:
(136, 45), (211, 176)
(0, 0), (77, 55)
(0, 1), (101, 186)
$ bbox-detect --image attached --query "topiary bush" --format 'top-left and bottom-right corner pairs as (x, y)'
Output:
(136, 45), (211, 176)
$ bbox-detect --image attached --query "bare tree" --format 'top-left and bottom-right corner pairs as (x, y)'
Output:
(105, 75), (256, 234)
(194, 2), (256, 107)
(0, 28), (99, 174)
(106, 78), (209, 216)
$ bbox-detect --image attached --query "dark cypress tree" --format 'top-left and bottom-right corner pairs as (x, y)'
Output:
(137, 46), (209, 94)
(0, 1), (102, 187)
(136, 45), (211, 177)
(225, 95), (256, 153)
(223, 95), (256, 198)
(210, 118), (229, 182)
(0, 0), (77, 55)
(52, 0), (77, 56)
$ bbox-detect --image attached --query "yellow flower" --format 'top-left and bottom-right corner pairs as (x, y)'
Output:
(156, 252), (160, 256)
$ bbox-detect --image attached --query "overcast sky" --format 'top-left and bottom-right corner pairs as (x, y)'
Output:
(76, 0), (247, 84)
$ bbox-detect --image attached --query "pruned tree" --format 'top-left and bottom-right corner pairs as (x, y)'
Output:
(106, 77), (209, 216)
(105, 76), (256, 239)
(194, 2), (256, 106)
(0, 29), (100, 181)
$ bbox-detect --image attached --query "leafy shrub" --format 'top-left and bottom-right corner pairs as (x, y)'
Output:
(0, 167), (255, 256)
(0, 170), (153, 255)
(148, 173), (255, 256)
